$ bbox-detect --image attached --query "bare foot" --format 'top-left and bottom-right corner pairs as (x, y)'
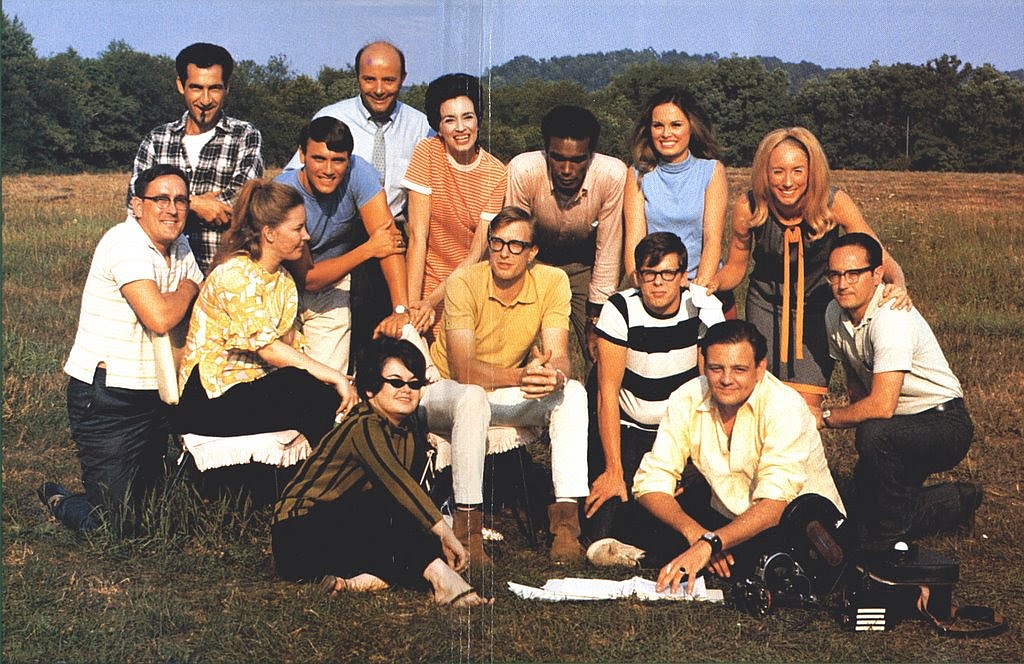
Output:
(423, 558), (494, 608)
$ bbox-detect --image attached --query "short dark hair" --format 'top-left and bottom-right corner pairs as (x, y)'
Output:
(541, 105), (600, 152)
(488, 206), (535, 242)
(424, 73), (482, 131)
(354, 338), (427, 398)
(635, 231), (688, 272)
(354, 41), (407, 78)
(175, 43), (234, 84)
(299, 117), (354, 154)
(134, 164), (189, 199)
(831, 232), (883, 269)
(700, 320), (768, 364)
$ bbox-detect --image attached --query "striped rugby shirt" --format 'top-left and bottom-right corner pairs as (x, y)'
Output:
(594, 287), (702, 432)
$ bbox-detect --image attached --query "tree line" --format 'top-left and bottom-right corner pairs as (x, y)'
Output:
(3, 12), (1022, 174)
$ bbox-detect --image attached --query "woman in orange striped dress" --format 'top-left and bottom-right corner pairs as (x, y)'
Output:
(402, 73), (506, 341)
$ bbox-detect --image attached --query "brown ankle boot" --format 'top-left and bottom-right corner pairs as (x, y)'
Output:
(548, 501), (584, 564)
(453, 507), (492, 570)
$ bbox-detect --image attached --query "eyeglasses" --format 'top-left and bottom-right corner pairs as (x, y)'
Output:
(142, 195), (189, 210)
(381, 377), (427, 390)
(825, 266), (875, 285)
(488, 236), (533, 255)
(638, 268), (683, 283)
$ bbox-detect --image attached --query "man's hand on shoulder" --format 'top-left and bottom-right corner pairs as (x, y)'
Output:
(190, 191), (232, 227)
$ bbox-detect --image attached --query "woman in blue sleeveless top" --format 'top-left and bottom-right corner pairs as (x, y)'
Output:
(623, 89), (730, 311)
(710, 127), (910, 417)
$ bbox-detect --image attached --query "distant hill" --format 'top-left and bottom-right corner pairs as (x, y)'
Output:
(486, 48), (844, 93)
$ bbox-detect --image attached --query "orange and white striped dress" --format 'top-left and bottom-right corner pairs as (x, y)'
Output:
(402, 136), (506, 338)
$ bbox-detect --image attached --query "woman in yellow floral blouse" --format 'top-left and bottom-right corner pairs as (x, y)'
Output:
(176, 180), (358, 449)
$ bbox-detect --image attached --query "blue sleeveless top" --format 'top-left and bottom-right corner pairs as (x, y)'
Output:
(639, 153), (717, 279)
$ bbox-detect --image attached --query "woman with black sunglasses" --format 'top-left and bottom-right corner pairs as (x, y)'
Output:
(271, 337), (493, 608)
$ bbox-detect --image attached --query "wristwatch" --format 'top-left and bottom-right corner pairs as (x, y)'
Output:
(699, 532), (723, 556)
(393, 304), (408, 316)
(821, 409), (832, 427)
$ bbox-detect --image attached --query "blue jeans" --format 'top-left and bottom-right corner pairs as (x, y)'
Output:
(59, 368), (170, 532)
(853, 398), (974, 543)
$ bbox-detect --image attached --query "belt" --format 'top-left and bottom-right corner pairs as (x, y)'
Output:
(929, 398), (964, 413)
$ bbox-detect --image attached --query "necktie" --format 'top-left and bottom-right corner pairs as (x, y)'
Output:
(372, 119), (387, 186)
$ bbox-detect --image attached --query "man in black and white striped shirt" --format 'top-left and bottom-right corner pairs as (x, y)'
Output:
(583, 231), (722, 557)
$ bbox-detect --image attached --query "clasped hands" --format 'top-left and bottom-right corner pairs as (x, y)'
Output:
(518, 346), (565, 399)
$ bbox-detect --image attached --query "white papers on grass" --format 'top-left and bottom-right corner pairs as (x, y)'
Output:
(507, 576), (724, 603)
(688, 284), (726, 328)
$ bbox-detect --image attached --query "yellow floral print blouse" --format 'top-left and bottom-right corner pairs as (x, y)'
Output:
(178, 254), (305, 398)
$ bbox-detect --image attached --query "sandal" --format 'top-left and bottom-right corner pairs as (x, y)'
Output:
(443, 587), (494, 608)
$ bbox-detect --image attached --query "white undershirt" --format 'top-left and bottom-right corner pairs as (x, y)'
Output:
(182, 128), (216, 167)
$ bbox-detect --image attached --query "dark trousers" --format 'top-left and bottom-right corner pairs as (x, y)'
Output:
(853, 398), (973, 543)
(584, 424), (687, 566)
(59, 368), (170, 532)
(674, 471), (784, 577)
(349, 260), (393, 375)
(175, 366), (341, 448)
(272, 486), (441, 590)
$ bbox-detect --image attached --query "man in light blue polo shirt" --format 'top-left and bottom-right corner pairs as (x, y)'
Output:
(275, 118), (414, 372)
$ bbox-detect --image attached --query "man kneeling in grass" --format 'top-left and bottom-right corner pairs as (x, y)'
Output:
(634, 320), (845, 595)
(821, 232), (980, 546)
(39, 165), (203, 532)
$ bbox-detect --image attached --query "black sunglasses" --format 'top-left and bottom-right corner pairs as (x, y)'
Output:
(381, 377), (427, 390)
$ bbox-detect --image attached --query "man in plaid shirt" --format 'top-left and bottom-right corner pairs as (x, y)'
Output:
(128, 43), (264, 273)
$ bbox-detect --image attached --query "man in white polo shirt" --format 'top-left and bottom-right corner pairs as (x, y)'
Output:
(40, 165), (203, 532)
(822, 232), (979, 546)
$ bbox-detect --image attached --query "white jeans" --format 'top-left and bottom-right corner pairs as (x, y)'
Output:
(424, 378), (590, 504)
(298, 274), (351, 373)
(419, 379), (490, 505)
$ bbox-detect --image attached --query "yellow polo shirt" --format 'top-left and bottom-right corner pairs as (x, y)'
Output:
(430, 261), (570, 379)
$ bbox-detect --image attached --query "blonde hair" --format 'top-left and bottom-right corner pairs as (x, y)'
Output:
(748, 127), (835, 239)
(212, 179), (304, 269)
(628, 89), (722, 176)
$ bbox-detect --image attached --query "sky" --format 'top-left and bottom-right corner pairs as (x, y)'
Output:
(4, 0), (1022, 84)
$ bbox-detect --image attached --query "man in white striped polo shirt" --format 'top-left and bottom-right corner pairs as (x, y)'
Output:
(40, 165), (203, 533)
(584, 231), (722, 562)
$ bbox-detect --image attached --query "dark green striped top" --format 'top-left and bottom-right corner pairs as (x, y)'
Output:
(273, 402), (442, 531)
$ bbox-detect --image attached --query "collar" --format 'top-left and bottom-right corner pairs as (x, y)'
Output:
(486, 265), (539, 306)
(695, 373), (768, 418)
(354, 96), (398, 125)
(128, 217), (175, 259)
(170, 111), (229, 134)
(544, 152), (593, 207)
(352, 401), (415, 435)
(658, 152), (694, 174)
(844, 283), (887, 330)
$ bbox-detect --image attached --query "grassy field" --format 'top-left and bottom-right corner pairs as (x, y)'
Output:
(3, 169), (1023, 663)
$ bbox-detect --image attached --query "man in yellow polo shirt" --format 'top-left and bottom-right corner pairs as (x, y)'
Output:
(431, 206), (589, 564)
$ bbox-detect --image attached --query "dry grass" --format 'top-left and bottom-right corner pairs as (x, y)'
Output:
(3, 169), (1023, 662)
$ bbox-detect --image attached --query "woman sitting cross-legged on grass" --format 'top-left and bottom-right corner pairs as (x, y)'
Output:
(271, 337), (493, 608)
(174, 180), (358, 501)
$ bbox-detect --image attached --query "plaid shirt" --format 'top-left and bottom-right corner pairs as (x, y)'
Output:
(128, 112), (264, 272)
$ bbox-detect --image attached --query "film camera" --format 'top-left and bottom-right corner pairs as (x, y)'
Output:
(733, 494), (851, 617)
